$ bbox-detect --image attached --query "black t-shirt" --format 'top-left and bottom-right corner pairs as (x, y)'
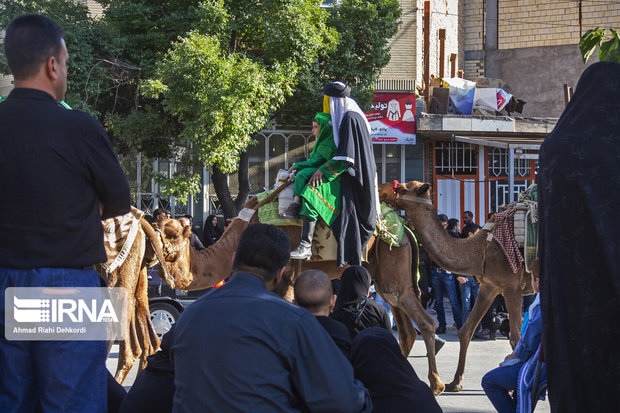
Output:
(0, 88), (130, 268)
(316, 315), (352, 360)
(461, 223), (481, 238)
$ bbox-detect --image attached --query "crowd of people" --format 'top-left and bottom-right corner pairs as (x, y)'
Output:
(2, 11), (619, 413)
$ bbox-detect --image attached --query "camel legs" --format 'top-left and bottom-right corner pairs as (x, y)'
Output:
(135, 265), (160, 373)
(502, 285), (524, 350)
(379, 287), (444, 395)
(392, 306), (416, 355)
(445, 281), (500, 392)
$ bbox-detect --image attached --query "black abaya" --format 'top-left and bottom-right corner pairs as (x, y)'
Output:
(538, 61), (620, 412)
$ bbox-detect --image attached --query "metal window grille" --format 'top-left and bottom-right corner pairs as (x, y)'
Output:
(434, 141), (478, 175)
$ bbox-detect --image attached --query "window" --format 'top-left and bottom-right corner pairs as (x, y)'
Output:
(434, 141), (477, 175)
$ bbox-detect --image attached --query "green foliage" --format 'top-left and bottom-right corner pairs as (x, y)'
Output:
(154, 171), (202, 205)
(104, 0), (337, 199)
(0, 0), (109, 113)
(143, 32), (295, 173)
(579, 28), (620, 64)
(279, 0), (401, 125)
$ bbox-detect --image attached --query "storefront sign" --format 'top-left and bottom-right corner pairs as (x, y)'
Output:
(365, 92), (416, 145)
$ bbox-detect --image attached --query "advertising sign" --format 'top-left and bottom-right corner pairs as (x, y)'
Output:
(365, 92), (416, 145)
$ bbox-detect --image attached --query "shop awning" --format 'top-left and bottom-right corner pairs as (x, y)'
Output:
(452, 134), (545, 160)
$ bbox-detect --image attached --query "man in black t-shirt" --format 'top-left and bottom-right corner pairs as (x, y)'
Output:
(295, 270), (352, 359)
(0, 15), (130, 412)
(461, 210), (481, 238)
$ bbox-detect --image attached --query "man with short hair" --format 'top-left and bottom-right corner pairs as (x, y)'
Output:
(461, 210), (481, 238)
(0, 14), (130, 412)
(153, 208), (169, 226)
(172, 224), (371, 412)
(294, 270), (351, 359)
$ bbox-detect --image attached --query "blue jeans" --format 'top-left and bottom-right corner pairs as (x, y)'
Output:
(430, 269), (462, 330)
(481, 361), (523, 413)
(0, 267), (108, 413)
(458, 275), (481, 332)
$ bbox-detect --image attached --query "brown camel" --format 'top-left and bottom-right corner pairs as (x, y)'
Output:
(97, 214), (173, 384)
(378, 180), (534, 392)
(156, 187), (446, 395)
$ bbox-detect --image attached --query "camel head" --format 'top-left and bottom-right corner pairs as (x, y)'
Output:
(378, 180), (432, 210)
(158, 218), (194, 289)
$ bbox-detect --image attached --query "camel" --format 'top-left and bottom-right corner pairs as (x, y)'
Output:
(97, 213), (174, 384)
(156, 185), (446, 395)
(377, 180), (534, 392)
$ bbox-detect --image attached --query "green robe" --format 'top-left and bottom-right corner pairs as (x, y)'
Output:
(293, 112), (344, 226)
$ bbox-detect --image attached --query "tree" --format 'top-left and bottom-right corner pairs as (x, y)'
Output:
(277, 0), (401, 126)
(579, 28), (620, 65)
(104, 0), (336, 217)
(0, 0), (109, 112)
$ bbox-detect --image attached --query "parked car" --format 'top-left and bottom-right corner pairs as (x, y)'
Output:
(147, 266), (213, 337)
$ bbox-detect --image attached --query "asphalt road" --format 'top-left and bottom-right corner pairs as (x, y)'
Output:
(407, 327), (550, 412)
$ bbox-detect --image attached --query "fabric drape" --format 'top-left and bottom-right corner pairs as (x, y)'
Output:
(538, 61), (620, 412)
(351, 327), (442, 413)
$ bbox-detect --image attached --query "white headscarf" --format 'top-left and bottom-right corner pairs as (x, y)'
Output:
(329, 96), (372, 148)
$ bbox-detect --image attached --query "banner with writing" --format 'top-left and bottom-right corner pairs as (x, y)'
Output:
(365, 92), (416, 145)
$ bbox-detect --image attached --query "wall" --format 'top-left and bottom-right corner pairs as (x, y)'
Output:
(463, 0), (620, 117)
(485, 45), (597, 118)
(378, 0), (460, 91)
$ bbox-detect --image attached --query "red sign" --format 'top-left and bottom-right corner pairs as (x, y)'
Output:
(365, 93), (416, 145)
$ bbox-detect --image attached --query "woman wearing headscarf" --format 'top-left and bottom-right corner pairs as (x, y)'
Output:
(202, 214), (222, 247)
(351, 327), (443, 413)
(538, 61), (620, 411)
(331, 265), (390, 339)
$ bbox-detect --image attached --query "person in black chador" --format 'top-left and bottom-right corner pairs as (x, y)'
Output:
(293, 81), (377, 266)
(538, 61), (620, 412)
(351, 327), (442, 413)
(331, 266), (390, 339)
(202, 214), (222, 247)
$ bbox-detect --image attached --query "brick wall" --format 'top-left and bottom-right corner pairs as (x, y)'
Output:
(498, 0), (620, 50)
(463, 0), (484, 52)
(380, 0), (418, 85)
(464, 58), (484, 80)
(379, 0), (460, 91)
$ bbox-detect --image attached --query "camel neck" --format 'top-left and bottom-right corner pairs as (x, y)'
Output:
(409, 204), (483, 275)
(186, 219), (248, 290)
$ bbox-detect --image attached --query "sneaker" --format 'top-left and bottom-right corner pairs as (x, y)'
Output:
(436, 327), (446, 335)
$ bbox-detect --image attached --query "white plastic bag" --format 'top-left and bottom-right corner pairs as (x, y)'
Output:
(275, 169), (294, 215)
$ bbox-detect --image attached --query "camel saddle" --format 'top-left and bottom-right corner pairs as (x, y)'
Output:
(254, 189), (414, 263)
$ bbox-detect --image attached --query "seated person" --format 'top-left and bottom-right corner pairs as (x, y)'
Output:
(351, 327), (442, 413)
(171, 223), (371, 412)
(289, 82), (377, 265)
(331, 266), (390, 339)
(281, 112), (337, 220)
(179, 217), (205, 250)
(294, 269), (351, 359)
(481, 260), (545, 413)
(118, 325), (176, 413)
